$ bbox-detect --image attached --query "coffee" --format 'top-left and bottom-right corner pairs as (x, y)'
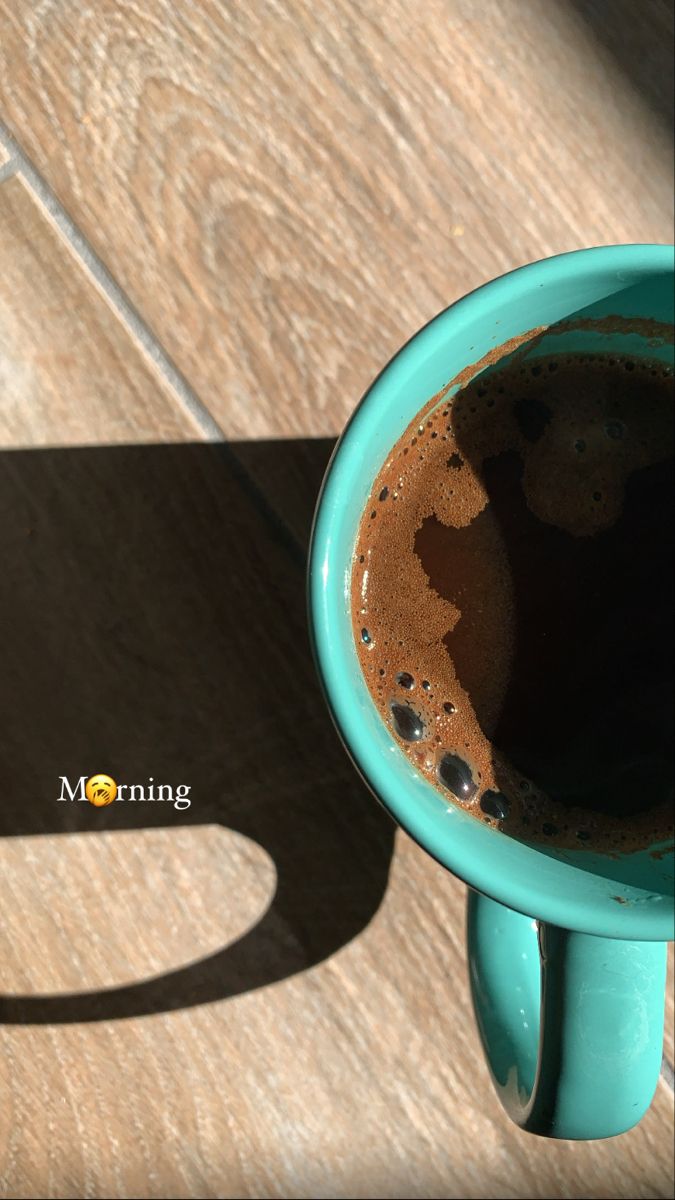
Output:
(352, 337), (674, 852)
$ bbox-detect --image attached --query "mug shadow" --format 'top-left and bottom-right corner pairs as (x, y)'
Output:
(0, 437), (395, 1024)
(568, 0), (674, 132)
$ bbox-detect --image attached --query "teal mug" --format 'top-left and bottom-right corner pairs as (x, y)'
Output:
(308, 245), (674, 1140)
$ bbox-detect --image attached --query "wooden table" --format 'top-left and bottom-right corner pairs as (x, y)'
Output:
(0, 1), (673, 1196)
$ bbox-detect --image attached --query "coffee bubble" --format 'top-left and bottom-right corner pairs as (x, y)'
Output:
(390, 703), (425, 742)
(479, 790), (510, 820)
(438, 753), (477, 801)
(604, 420), (624, 440)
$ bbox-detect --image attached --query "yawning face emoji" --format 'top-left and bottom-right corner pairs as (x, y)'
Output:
(85, 774), (117, 807)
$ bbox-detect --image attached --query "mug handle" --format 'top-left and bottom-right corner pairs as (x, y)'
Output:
(467, 889), (667, 1139)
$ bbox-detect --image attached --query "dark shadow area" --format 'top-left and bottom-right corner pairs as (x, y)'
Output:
(569, 0), (675, 132)
(440, 338), (674, 889)
(0, 438), (395, 1024)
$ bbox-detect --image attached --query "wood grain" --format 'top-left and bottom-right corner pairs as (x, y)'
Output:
(1, 832), (674, 1200)
(1, 0), (673, 526)
(0, 0), (673, 1196)
(0, 175), (199, 446)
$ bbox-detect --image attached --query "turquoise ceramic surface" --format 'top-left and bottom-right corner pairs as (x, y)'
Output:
(308, 245), (675, 1139)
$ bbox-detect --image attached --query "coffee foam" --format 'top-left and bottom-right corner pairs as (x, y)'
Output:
(352, 335), (674, 853)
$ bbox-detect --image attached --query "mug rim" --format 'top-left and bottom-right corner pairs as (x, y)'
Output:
(308, 244), (675, 941)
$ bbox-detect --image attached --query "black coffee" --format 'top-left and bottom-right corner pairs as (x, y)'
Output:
(352, 340), (674, 852)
